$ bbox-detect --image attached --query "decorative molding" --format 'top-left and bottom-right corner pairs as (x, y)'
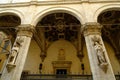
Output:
(0, 0), (120, 8)
(52, 61), (72, 74)
(82, 22), (102, 36)
(52, 61), (72, 68)
(0, 1), (82, 8)
(17, 24), (35, 37)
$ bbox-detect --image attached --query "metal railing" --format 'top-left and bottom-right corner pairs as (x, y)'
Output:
(20, 74), (93, 80)
(20, 74), (120, 80)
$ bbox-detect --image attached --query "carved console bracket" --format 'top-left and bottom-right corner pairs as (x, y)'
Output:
(40, 52), (46, 62)
(77, 51), (84, 62)
(6, 63), (16, 72)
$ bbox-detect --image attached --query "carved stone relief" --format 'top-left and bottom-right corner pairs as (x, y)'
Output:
(91, 36), (108, 73)
(6, 36), (24, 72)
(58, 49), (66, 60)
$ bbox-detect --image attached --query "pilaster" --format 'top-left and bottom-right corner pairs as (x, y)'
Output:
(82, 22), (116, 80)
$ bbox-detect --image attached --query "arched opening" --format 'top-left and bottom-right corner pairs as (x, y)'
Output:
(0, 14), (21, 73)
(98, 10), (120, 75)
(23, 12), (91, 79)
(37, 13), (80, 42)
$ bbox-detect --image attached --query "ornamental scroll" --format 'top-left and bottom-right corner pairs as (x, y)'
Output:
(6, 36), (24, 72)
(91, 36), (108, 73)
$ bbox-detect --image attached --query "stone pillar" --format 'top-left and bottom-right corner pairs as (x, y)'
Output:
(1, 24), (34, 80)
(82, 22), (116, 80)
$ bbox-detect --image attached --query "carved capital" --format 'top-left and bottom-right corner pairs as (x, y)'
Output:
(17, 24), (35, 37)
(82, 22), (102, 36)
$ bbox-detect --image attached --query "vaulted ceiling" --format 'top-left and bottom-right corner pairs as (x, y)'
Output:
(98, 10), (120, 59)
(36, 13), (81, 42)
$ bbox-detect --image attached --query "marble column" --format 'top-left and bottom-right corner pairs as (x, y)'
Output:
(1, 24), (34, 80)
(82, 22), (116, 80)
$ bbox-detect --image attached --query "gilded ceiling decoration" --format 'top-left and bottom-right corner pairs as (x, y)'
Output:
(35, 13), (83, 62)
(37, 13), (80, 42)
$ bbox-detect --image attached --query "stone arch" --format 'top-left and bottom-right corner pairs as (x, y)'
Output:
(95, 5), (120, 74)
(0, 9), (24, 24)
(94, 4), (120, 22)
(32, 6), (84, 26)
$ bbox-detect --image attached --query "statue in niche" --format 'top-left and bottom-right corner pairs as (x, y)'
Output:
(8, 42), (20, 64)
(58, 49), (65, 60)
(6, 37), (24, 72)
(9, 37), (24, 64)
(92, 36), (108, 73)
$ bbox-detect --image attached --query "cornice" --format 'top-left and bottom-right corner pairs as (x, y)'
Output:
(89, 0), (120, 3)
(0, 1), (82, 8)
(0, 0), (120, 8)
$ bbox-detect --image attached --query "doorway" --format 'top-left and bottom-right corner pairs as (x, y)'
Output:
(56, 69), (67, 78)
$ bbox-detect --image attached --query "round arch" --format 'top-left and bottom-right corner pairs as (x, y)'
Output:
(94, 4), (120, 22)
(32, 6), (85, 26)
(0, 9), (25, 24)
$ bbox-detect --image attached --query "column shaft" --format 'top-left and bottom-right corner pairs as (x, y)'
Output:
(1, 24), (34, 80)
(82, 22), (116, 80)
